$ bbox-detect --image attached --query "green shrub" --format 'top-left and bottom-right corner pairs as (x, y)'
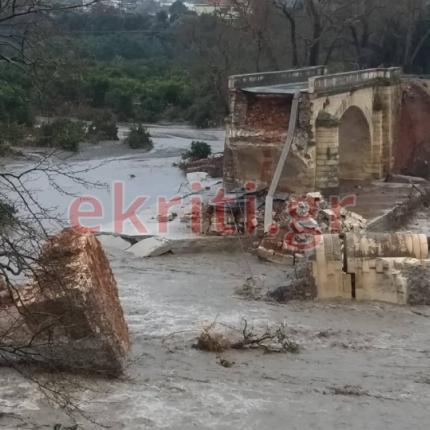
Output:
(182, 141), (211, 160)
(36, 119), (85, 152)
(87, 112), (119, 142)
(125, 124), (153, 150)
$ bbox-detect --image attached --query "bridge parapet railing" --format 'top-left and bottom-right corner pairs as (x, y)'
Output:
(229, 66), (327, 90)
(308, 67), (402, 94)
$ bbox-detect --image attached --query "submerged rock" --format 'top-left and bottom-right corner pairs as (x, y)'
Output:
(0, 228), (129, 376)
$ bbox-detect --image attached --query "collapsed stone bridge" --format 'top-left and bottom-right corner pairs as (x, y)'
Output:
(224, 66), (402, 194)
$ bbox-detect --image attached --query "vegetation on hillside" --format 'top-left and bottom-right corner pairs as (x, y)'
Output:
(2, 0), (430, 151)
(36, 119), (86, 153)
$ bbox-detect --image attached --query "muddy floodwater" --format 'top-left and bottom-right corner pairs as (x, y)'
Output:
(1, 125), (430, 429)
(1, 124), (225, 232)
(2, 248), (430, 429)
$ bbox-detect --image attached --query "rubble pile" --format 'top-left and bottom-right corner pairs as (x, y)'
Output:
(316, 204), (367, 233)
(257, 193), (367, 262)
(179, 154), (224, 178)
(199, 190), (367, 238)
(0, 228), (129, 376)
(268, 193), (367, 235)
(203, 198), (251, 236)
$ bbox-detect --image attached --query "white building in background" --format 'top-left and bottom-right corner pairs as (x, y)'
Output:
(159, 0), (238, 16)
(104, 0), (161, 12)
(190, 4), (218, 15)
(159, 1), (194, 8)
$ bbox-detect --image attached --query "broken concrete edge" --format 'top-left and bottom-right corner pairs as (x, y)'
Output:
(127, 235), (254, 258)
(0, 228), (130, 377)
(96, 230), (255, 258)
(367, 183), (430, 232)
(96, 233), (138, 251)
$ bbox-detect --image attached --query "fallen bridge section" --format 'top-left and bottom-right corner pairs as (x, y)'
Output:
(312, 233), (430, 305)
(0, 228), (130, 376)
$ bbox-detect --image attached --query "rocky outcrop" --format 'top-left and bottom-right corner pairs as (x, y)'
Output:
(0, 228), (129, 376)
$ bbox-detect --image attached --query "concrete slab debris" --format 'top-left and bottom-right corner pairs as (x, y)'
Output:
(97, 234), (132, 251)
(127, 235), (248, 258)
(127, 236), (173, 258)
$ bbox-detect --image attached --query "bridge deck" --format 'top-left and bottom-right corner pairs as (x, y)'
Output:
(242, 82), (308, 94)
(237, 67), (401, 95)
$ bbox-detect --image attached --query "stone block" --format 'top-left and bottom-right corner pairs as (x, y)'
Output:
(2, 228), (130, 376)
(325, 160), (339, 166)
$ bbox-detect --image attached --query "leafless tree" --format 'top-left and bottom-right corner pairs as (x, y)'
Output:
(0, 0), (100, 68)
(273, 0), (301, 66)
(230, 0), (279, 71)
(272, 0), (351, 66)
(0, 2), (111, 425)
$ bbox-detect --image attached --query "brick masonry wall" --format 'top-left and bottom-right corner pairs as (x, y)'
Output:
(224, 90), (315, 193)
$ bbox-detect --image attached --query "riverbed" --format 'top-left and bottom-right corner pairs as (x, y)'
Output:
(1, 124), (225, 234)
(1, 125), (430, 429)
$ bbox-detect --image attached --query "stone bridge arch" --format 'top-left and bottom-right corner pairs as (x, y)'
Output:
(314, 88), (391, 191)
(338, 106), (372, 181)
(334, 98), (374, 140)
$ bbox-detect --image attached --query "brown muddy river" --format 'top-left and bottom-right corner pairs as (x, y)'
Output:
(1, 245), (430, 429)
(1, 126), (430, 429)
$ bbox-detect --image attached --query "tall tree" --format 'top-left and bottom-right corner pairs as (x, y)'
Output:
(0, 0), (99, 67)
(232, 0), (279, 71)
(273, 0), (301, 67)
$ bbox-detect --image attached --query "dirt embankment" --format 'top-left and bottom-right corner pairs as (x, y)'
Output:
(395, 79), (430, 178)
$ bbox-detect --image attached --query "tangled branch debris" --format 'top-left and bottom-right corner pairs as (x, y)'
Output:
(196, 320), (299, 354)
